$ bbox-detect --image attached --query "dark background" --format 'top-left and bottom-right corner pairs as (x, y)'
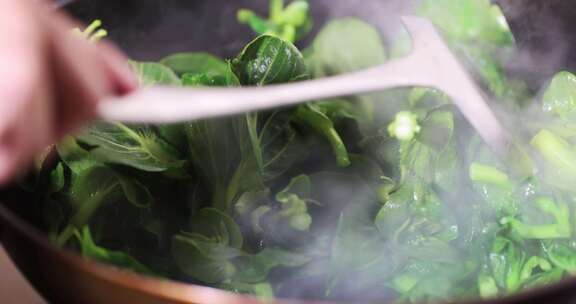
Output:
(58, 0), (576, 89)
(62, 0), (415, 59)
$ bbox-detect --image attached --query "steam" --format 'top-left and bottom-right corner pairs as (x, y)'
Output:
(254, 0), (575, 301)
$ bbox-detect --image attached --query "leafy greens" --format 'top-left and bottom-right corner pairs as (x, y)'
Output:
(28, 0), (576, 302)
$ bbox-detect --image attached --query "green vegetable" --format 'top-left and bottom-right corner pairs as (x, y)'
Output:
(542, 71), (576, 118)
(307, 18), (387, 77)
(238, 0), (312, 42)
(160, 53), (228, 76)
(275, 175), (313, 231)
(172, 233), (241, 283)
(388, 111), (421, 141)
(129, 61), (181, 86)
(294, 104), (350, 167)
(531, 129), (576, 191)
(75, 226), (153, 275)
(231, 35), (308, 86)
(419, 0), (514, 97)
(78, 122), (184, 172)
(32, 1), (576, 302)
(73, 19), (108, 43)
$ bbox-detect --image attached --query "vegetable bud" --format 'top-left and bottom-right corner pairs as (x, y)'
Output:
(388, 111), (421, 141)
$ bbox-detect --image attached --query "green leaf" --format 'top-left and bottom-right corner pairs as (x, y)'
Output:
(185, 118), (243, 209)
(116, 174), (154, 208)
(419, 0), (514, 97)
(75, 226), (153, 275)
(419, 0), (513, 46)
(417, 109), (454, 152)
(129, 61), (181, 86)
(159, 52), (228, 76)
(406, 237), (461, 264)
(234, 248), (311, 283)
(489, 237), (525, 293)
(531, 129), (576, 191)
(79, 122), (183, 172)
(49, 162), (66, 193)
(329, 183), (382, 292)
(252, 110), (309, 181)
(294, 104), (350, 167)
(308, 18), (386, 77)
(275, 175), (313, 231)
(188, 208), (243, 249)
(504, 197), (571, 239)
(520, 256), (552, 282)
(181, 72), (227, 87)
(542, 71), (576, 118)
(375, 185), (411, 235)
(391, 260), (474, 302)
(305, 19), (386, 126)
(478, 272), (498, 299)
(276, 174), (311, 201)
(55, 165), (154, 246)
(56, 166), (122, 246)
(522, 269), (564, 290)
(235, 189), (270, 216)
(543, 241), (576, 275)
(224, 110), (310, 211)
(231, 35), (308, 86)
(56, 136), (99, 174)
(172, 234), (241, 284)
(469, 162), (516, 215)
(253, 283), (275, 301)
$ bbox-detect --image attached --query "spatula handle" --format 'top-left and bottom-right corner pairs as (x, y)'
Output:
(97, 55), (431, 124)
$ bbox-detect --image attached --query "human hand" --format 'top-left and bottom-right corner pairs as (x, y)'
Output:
(0, 0), (136, 184)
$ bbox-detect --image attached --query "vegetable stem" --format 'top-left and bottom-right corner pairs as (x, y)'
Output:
(270, 0), (285, 22)
(469, 163), (512, 189)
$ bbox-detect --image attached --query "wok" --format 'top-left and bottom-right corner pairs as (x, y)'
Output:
(2, 0), (576, 303)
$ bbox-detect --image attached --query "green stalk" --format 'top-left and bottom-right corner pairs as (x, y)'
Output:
(55, 184), (118, 246)
(531, 129), (576, 174)
(470, 163), (512, 189)
(294, 105), (350, 167)
(82, 20), (102, 37)
(270, 0), (285, 23)
(89, 29), (108, 43)
(323, 128), (351, 167)
(503, 219), (570, 239)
